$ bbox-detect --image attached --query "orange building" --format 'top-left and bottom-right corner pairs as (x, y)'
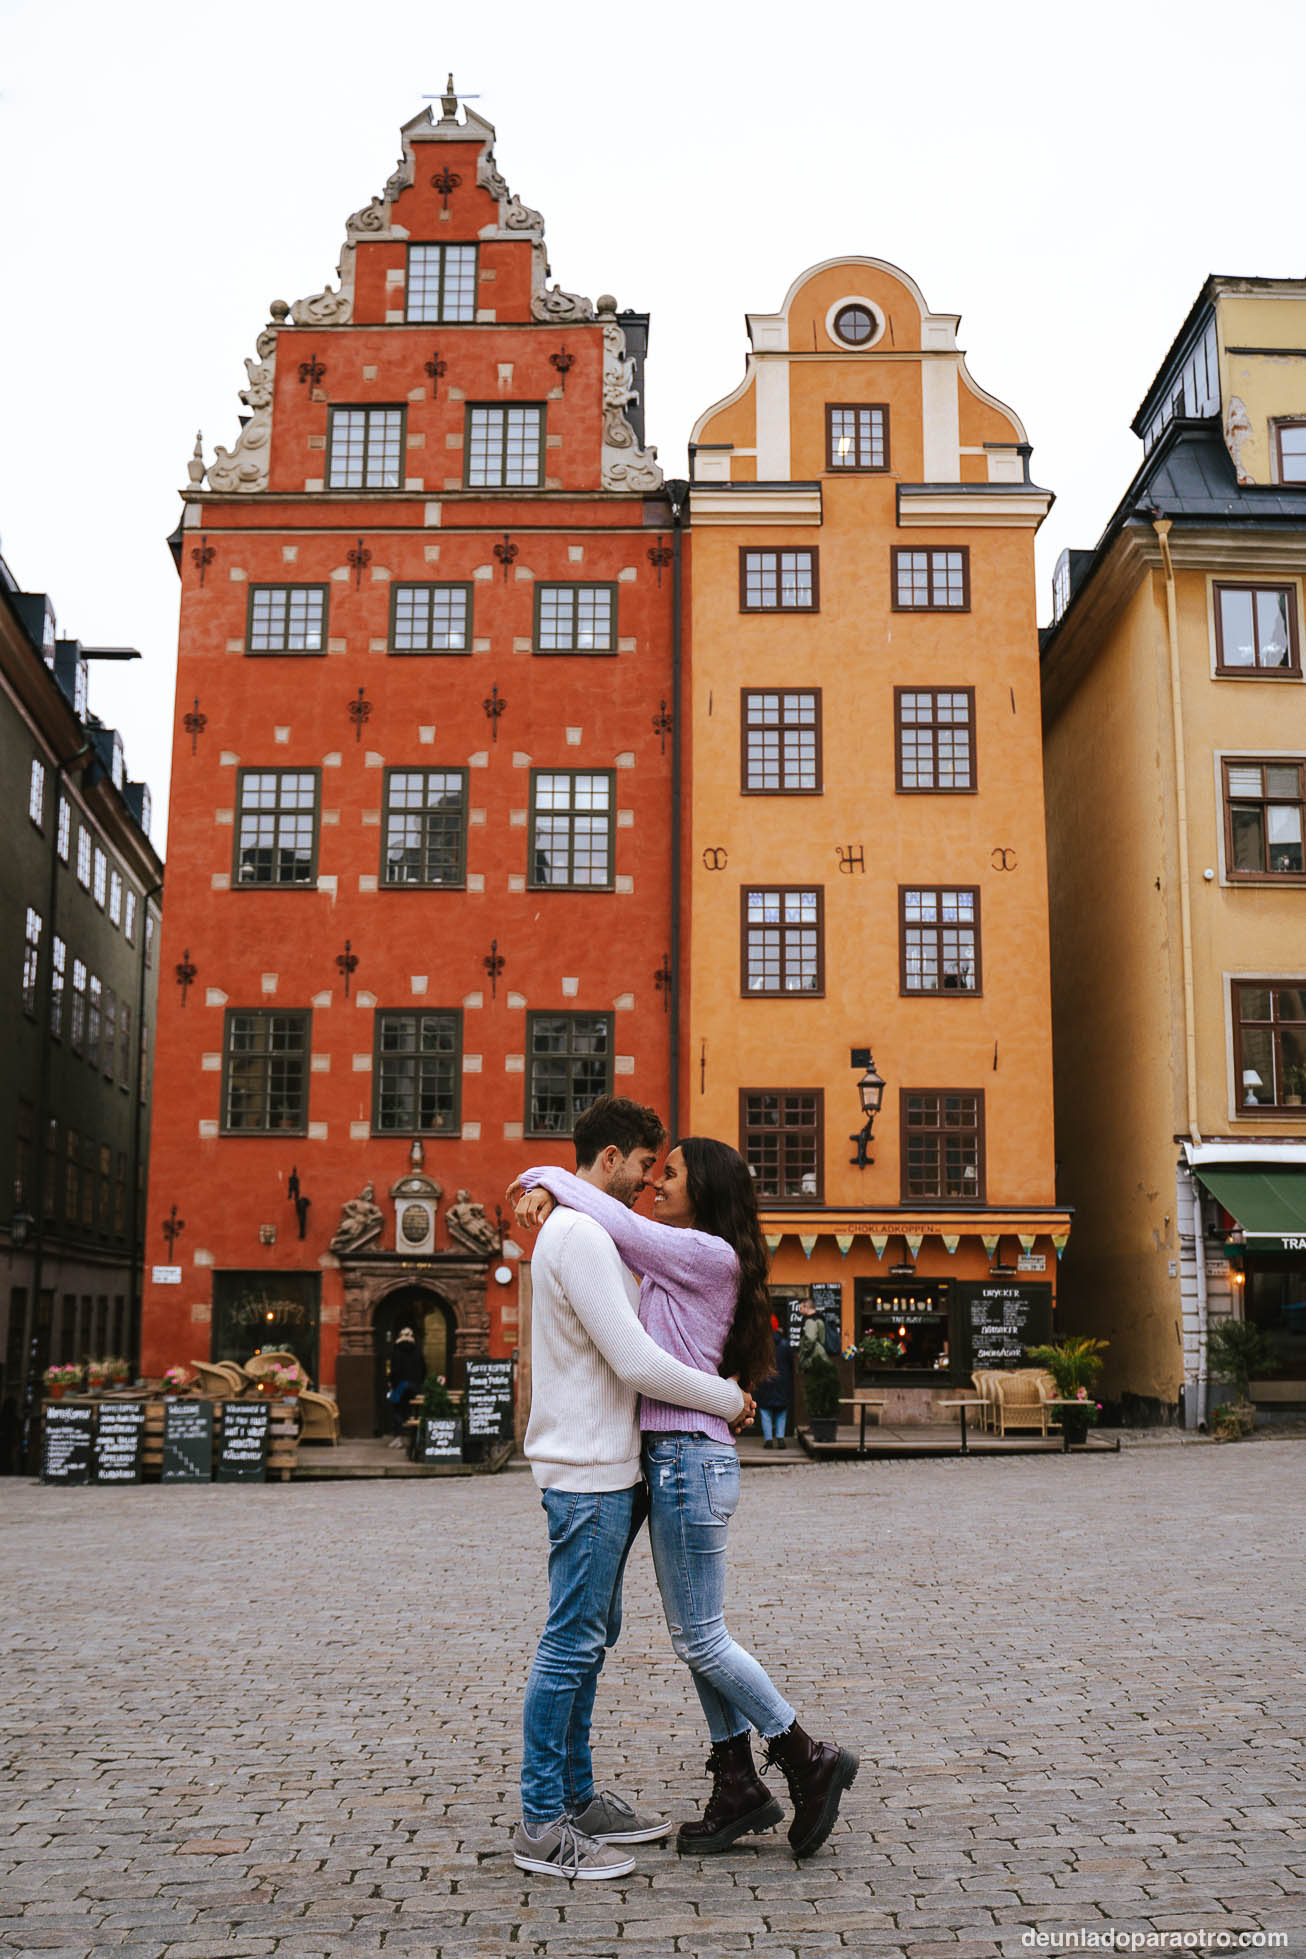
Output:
(143, 88), (676, 1431)
(685, 259), (1070, 1418)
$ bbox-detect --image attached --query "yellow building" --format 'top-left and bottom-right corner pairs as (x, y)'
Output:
(1041, 274), (1306, 1424)
(686, 258), (1068, 1423)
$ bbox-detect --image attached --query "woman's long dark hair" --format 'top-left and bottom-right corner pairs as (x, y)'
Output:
(677, 1136), (775, 1393)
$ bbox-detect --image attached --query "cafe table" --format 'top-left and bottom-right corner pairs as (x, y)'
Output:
(937, 1397), (987, 1455)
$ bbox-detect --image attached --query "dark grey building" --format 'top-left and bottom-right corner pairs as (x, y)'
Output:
(1, 548), (163, 1468)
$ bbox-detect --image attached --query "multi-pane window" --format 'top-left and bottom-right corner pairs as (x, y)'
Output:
(87, 975), (102, 1068)
(390, 584), (471, 653)
(57, 798), (70, 862)
(235, 771), (319, 886)
(71, 960), (87, 1052)
(901, 888), (981, 993)
(740, 549), (818, 611)
(1225, 760), (1306, 878)
(526, 1013), (613, 1135)
(247, 586), (328, 654)
(530, 772), (615, 889)
(382, 769), (467, 887)
(827, 404), (888, 471)
(97, 1144), (111, 1233)
(76, 827), (91, 888)
(742, 889), (824, 995)
(22, 908), (41, 1015)
(466, 405), (545, 488)
(373, 1010), (461, 1134)
(1275, 422), (1306, 484)
(64, 1129), (79, 1224)
(50, 936), (66, 1038)
(406, 243), (477, 322)
(742, 690), (821, 793)
(328, 407), (403, 489)
(28, 758), (45, 827)
(1234, 983), (1306, 1111)
(1214, 583), (1299, 674)
(741, 1091), (823, 1203)
(896, 688), (975, 792)
(901, 1092), (984, 1201)
(118, 1001), (131, 1087)
(124, 889), (136, 942)
(892, 547), (970, 611)
(535, 585), (616, 653)
(113, 1153), (126, 1237)
(93, 848), (107, 907)
(222, 1011), (310, 1133)
(103, 989), (117, 1079)
(109, 870), (123, 925)
(79, 1137), (95, 1230)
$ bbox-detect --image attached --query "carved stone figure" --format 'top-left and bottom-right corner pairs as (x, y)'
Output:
(207, 325), (279, 494)
(599, 320), (662, 491)
(330, 1182), (385, 1256)
(291, 283), (353, 327)
(1226, 395), (1254, 484)
(531, 285), (595, 324)
(446, 1189), (500, 1258)
(346, 196), (389, 239)
(477, 148), (510, 202)
(503, 192), (544, 234)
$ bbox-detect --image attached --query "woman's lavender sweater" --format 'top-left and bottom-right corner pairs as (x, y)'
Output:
(518, 1166), (740, 1444)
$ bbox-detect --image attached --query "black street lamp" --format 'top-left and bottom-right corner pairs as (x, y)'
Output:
(849, 1049), (886, 1168)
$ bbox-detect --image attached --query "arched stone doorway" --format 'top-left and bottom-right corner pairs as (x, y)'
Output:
(335, 1252), (492, 1436)
(372, 1285), (455, 1437)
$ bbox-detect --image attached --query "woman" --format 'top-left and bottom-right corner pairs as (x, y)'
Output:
(514, 1139), (857, 1859)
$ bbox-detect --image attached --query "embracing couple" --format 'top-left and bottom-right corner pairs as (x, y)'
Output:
(507, 1095), (857, 1882)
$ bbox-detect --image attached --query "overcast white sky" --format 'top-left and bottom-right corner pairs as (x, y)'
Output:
(2, 0), (1302, 852)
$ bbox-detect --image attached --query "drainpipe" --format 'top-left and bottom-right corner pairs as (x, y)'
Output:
(126, 879), (164, 1378)
(1153, 516), (1207, 1422)
(667, 478), (689, 1143)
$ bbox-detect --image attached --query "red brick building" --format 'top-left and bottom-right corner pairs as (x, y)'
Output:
(144, 87), (676, 1432)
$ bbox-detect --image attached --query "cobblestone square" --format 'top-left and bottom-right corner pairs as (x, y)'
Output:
(3, 1442), (1304, 1959)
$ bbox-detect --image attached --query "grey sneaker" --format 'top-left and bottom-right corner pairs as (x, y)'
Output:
(571, 1788), (672, 1843)
(511, 1817), (636, 1881)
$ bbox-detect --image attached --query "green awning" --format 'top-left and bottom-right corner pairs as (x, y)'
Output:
(1195, 1165), (1306, 1250)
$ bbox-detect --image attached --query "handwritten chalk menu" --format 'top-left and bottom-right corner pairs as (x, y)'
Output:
(216, 1400), (269, 1481)
(960, 1282), (1053, 1367)
(93, 1400), (146, 1483)
(162, 1398), (213, 1482)
(42, 1402), (94, 1484)
(784, 1296), (807, 1351)
(464, 1359), (514, 1439)
(810, 1283), (844, 1355)
(416, 1418), (463, 1462)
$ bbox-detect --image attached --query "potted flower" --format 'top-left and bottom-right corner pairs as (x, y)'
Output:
(797, 1326), (843, 1443)
(43, 1363), (82, 1399)
(86, 1359), (108, 1392)
(1206, 1318), (1269, 1436)
(270, 1363), (304, 1399)
(1024, 1335), (1109, 1445)
(162, 1365), (193, 1394)
(848, 1334), (903, 1370)
(103, 1357), (131, 1386)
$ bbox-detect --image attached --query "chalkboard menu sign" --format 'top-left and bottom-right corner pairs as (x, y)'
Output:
(960, 1282), (1053, 1367)
(416, 1418), (463, 1462)
(42, 1402), (94, 1484)
(216, 1400), (270, 1480)
(162, 1398), (214, 1483)
(809, 1283), (844, 1355)
(93, 1400), (146, 1484)
(464, 1359), (514, 1439)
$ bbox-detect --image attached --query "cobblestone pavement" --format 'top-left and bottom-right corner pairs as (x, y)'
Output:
(3, 1443), (1305, 1959)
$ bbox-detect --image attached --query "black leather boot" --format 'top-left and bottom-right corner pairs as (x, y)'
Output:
(676, 1732), (783, 1855)
(763, 1720), (858, 1857)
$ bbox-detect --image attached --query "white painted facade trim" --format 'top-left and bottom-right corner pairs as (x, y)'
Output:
(753, 358), (791, 480)
(921, 357), (961, 481)
(897, 488), (1053, 529)
(689, 486), (822, 528)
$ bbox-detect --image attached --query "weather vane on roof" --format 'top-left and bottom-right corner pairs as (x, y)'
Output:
(423, 74), (481, 122)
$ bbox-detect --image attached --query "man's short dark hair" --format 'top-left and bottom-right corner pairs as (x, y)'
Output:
(573, 1095), (667, 1168)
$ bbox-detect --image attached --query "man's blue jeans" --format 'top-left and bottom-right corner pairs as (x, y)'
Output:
(520, 1482), (645, 1827)
(759, 1406), (788, 1440)
(644, 1432), (795, 1745)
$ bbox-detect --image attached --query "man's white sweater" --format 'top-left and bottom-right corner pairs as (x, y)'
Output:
(525, 1207), (745, 1491)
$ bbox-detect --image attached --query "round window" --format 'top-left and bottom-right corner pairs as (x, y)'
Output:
(832, 303), (878, 348)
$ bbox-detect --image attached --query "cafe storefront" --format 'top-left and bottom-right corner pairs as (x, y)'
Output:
(1189, 1150), (1306, 1409)
(759, 1208), (1071, 1422)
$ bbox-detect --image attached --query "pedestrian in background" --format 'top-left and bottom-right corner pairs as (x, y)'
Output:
(386, 1326), (423, 1445)
(757, 1314), (792, 1449)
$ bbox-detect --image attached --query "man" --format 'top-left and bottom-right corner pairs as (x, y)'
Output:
(512, 1096), (755, 1883)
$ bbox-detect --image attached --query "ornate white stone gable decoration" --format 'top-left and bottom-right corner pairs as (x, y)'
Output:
(532, 284), (595, 324)
(207, 326), (278, 493)
(599, 307), (662, 492)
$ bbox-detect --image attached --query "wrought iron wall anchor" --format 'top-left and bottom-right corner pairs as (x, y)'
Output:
(347, 536), (372, 587)
(174, 950), (197, 1005)
(161, 1204), (185, 1254)
(348, 687), (372, 743)
(483, 940), (505, 998)
(493, 533), (518, 581)
(549, 345), (575, 392)
(183, 698), (207, 756)
(424, 350), (448, 396)
(652, 699), (673, 754)
(335, 940), (359, 997)
(647, 536), (673, 587)
(191, 535), (215, 585)
(298, 354), (326, 387)
(482, 683), (506, 741)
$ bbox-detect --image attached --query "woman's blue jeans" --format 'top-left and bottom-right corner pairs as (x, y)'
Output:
(520, 1483), (645, 1827)
(759, 1406), (788, 1440)
(643, 1432), (795, 1745)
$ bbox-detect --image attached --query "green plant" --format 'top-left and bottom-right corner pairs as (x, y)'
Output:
(1024, 1335), (1109, 1399)
(849, 1334), (903, 1369)
(797, 1341), (842, 1420)
(422, 1373), (457, 1421)
(1206, 1318), (1270, 1401)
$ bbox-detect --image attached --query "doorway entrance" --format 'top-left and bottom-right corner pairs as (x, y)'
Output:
(372, 1286), (455, 1436)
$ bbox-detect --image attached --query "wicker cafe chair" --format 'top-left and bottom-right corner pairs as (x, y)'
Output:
(970, 1372), (998, 1432)
(190, 1360), (249, 1399)
(993, 1368), (1058, 1437)
(296, 1389), (341, 1445)
(243, 1349), (306, 1384)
